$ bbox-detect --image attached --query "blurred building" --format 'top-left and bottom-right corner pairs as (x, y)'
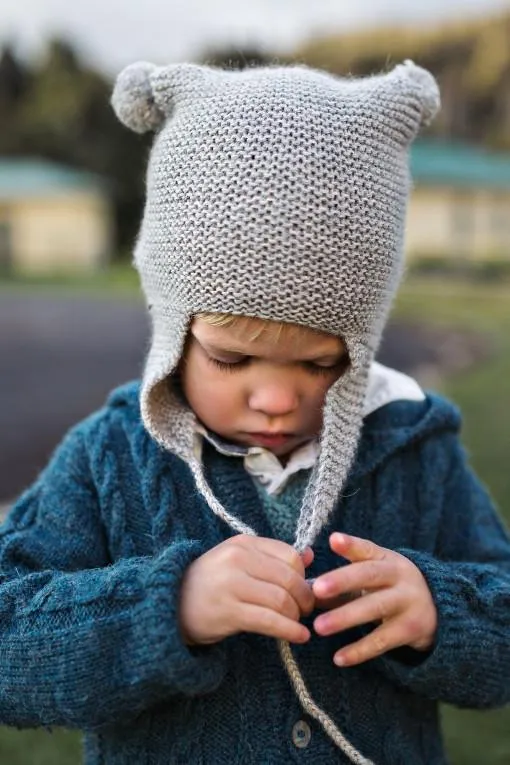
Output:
(407, 141), (510, 263)
(0, 159), (113, 276)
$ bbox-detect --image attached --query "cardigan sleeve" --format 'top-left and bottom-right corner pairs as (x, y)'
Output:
(0, 423), (227, 732)
(375, 431), (510, 709)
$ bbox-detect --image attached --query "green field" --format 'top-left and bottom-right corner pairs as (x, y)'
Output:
(394, 279), (510, 765)
(0, 278), (509, 764)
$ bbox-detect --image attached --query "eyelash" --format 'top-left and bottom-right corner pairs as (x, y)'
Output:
(207, 356), (345, 376)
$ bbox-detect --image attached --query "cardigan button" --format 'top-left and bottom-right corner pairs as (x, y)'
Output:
(292, 720), (311, 749)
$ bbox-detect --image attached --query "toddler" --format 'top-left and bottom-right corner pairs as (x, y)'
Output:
(0, 59), (509, 765)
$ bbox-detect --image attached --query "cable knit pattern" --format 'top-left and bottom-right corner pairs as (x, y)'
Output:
(253, 471), (311, 544)
(1, 382), (509, 765)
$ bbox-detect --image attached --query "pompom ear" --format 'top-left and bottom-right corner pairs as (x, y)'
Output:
(399, 60), (441, 127)
(111, 61), (166, 134)
(111, 62), (223, 134)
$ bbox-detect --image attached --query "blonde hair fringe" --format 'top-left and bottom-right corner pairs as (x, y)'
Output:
(196, 312), (323, 344)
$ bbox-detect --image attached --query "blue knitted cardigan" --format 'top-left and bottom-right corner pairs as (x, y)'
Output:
(1, 381), (509, 765)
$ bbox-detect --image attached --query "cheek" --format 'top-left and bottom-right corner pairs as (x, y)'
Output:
(307, 377), (335, 404)
(181, 357), (244, 422)
(302, 376), (338, 423)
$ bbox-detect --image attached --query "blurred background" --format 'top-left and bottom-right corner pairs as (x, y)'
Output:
(1, 0), (510, 762)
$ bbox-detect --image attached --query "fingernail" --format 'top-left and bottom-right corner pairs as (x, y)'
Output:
(334, 653), (346, 667)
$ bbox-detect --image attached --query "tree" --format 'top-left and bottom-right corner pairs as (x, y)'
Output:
(0, 44), (29, 109)
(201, 46), (276, 70)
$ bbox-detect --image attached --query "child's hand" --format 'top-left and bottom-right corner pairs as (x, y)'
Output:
(313, 533), (438, 667)
(179, 535), (314, 646)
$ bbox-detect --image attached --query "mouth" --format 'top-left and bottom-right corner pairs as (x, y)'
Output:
(247, 432), (293, 449)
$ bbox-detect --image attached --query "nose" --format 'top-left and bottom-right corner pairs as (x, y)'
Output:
(248, 380), (299, 418)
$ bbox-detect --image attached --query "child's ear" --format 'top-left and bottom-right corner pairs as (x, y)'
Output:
(111, 62), (221, 134)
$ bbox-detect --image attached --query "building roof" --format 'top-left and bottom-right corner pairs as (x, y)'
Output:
(0, 159), (108, 200)
(411, 140), (510, 190)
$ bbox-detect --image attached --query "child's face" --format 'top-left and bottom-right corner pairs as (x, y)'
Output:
(180, 317), (348, 457)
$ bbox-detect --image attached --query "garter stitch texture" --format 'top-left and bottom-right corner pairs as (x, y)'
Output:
(111, 60), (440, 764)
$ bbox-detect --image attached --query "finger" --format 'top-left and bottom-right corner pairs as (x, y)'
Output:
(332, 622), (406, 667)
(239, 603), (311, 644)
(329, 533), (388, 564)
(221, 536), (305, 582)
(314, 589), (398, 637)
(313, 558), (394, 600)
(219, 538), (313, 615)
(236, 576), (301, 623)
(314, 590), (362, 611)
(246, 554), (315, 616)
(245, 536), (306, 576)
(300, 547), (314, 569)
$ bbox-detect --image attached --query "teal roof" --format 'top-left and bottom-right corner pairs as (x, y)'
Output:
(411, 140), (510, 190)
(0, 159), (108, 200)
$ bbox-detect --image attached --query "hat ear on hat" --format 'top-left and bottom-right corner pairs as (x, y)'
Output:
(111, 62), (220, 134)
(380, 59), (440, 144)
(399, 59), (441, 127)
(111, 61), (166, 134)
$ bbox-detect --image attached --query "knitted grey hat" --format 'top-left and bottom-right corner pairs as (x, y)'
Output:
(112, 60), (439, 765)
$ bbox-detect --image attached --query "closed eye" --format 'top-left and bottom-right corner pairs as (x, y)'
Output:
(207, 356), (250, 373)
(303, 360), (347, 376)
(207, 356), (349, 376)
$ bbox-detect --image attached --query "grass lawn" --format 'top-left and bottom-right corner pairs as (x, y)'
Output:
(0, 276), (509, 763)
(394, 278), (510, 765)
(0, 728), (81, 764)
(0, 261), (141, 295)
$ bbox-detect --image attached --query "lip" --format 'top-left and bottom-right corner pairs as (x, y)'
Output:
(248, 432), (293, 448)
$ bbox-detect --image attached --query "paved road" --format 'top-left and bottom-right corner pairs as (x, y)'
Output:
(0, 289), (461, 503)
(1, 290), (149, 501)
